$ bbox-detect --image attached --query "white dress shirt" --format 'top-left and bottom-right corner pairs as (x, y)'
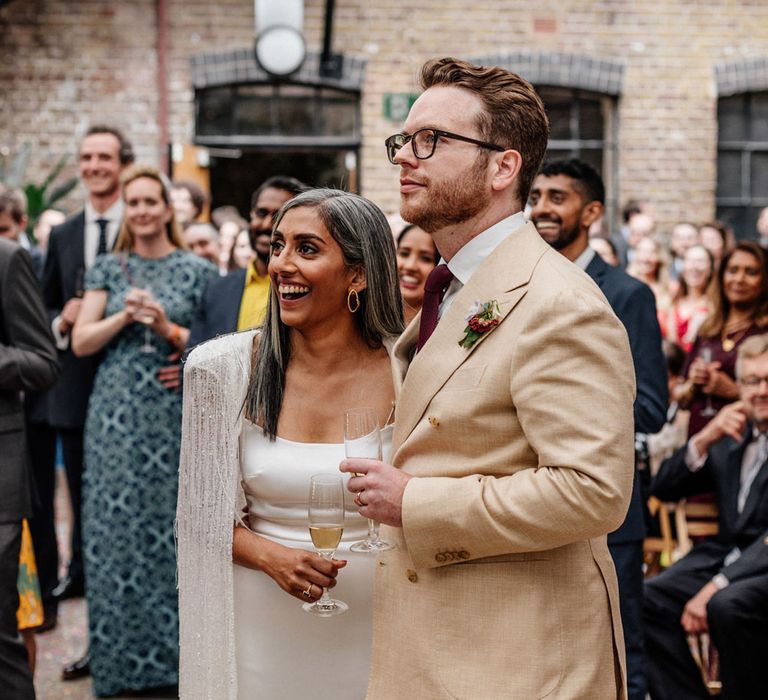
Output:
(83, 199), (123, 269)
(439, 211), (526, 319)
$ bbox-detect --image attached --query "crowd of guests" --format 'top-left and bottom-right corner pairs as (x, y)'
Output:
(581, 182), (768, 700)
(1, 120), (765, 700)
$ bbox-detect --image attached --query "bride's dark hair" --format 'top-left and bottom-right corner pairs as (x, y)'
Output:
(244, 188), (404, 439)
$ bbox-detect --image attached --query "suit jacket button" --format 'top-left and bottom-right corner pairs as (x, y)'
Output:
(458, 550), (470, 559)
(428, 416), (440, 427)
(406, 569), (418, 583)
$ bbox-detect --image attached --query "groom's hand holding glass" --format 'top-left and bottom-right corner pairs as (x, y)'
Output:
(340, 459), (412, 527)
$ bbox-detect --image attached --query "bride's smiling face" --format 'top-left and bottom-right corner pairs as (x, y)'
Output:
(269, 206), (362, 331)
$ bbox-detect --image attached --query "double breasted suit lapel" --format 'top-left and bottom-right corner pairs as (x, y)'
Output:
(391, 222), (547, 455)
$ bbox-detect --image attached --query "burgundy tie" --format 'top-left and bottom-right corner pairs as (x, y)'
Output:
(417, 264), (454, 351)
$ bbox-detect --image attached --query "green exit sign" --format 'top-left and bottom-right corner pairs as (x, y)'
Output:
(383, 93), (419, 121)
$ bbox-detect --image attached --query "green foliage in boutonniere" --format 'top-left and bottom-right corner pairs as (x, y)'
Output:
(459, 299), (501, 349)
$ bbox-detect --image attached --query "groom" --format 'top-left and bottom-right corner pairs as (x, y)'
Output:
(342, 57), (636, 699)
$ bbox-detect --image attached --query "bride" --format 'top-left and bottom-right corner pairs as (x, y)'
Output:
(176, 189), (404, 699)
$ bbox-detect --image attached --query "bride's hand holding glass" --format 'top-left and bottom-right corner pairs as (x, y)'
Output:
(255, 536), (347, 606)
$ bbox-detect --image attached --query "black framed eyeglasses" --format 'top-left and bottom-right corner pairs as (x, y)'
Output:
(385, 128), (505, 165)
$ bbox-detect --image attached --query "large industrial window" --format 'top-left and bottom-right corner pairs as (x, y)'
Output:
(716, 91), (768, 237)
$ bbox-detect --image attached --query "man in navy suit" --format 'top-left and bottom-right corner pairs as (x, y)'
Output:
(530, 158), (668, 700)
(644, 336), (768, 699)
(42, 125), (133, 676)
(188, 175), (306, 347)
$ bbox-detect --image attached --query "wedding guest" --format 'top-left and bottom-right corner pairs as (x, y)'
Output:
(674, 241), (768, 438)
(183, 222), (220, 267)
(626, 211), (656, 266)
(628, 236), (671, 336)
(72, 165), (215, 697)
(177, 189), (404, 698)
(342, 57), (634, 699)
(0, 186), (43, 278)
(699, 220), (732, 273)
(211, 207), (248, 274)
(396, 223), (439, 323)
(43, 126), (134, 647)
(645, 334), (768, 699)
(666, 244), (714, 353)
(0, 235), (58, 700)
(170, 180), (207, 229)
(669, 222), (700, 283)
(590, 235), (620, 267)
(228, 228), (255, 270)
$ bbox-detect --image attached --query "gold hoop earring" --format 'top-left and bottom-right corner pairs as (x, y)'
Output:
(347, 288), (360, 313)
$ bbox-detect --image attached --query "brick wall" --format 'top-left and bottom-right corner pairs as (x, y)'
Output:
(3, 0), (768, 234)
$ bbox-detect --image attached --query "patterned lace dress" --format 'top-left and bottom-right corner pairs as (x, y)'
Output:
(82, 250), (215, 697)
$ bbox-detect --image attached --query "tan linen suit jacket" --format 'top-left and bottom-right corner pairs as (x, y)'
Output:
(367, 222), (636, 700)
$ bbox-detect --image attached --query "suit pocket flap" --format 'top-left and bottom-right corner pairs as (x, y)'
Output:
(464, 551), (551, 565)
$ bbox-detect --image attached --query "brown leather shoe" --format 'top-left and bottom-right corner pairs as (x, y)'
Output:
(62, 650), (90, 681)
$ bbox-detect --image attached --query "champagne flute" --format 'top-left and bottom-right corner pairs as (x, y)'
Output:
(344, 407), (394, 553)
(304, 474), (348, 617)
(137, 287), (156, 353)
(699, 346), (716, 417)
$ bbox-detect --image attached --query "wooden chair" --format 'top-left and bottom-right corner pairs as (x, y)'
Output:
(675, 499), (719, 557)
(644, 496), (677, 574)
(677, 499), (721, 695)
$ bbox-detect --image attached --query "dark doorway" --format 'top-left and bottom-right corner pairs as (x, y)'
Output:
(207, 149), (358, 218)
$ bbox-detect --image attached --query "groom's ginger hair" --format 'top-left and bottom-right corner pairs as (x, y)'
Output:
(419, 57), (549, 204)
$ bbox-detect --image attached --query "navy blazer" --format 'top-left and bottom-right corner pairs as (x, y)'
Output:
(188, 268), (246, 349)
(586, 253), (668, 543)
(41, 210), (103, 428)
(0, 239), (59, 519)
(652, 429), (768, 579)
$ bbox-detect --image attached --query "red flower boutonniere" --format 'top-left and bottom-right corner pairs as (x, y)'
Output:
(459, 299), (501, 349)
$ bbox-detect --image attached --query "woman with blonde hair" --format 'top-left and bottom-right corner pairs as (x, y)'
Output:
(72, 165), (216, 696)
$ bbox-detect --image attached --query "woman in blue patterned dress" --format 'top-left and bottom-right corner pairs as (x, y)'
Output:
(72, 165), (216, 697)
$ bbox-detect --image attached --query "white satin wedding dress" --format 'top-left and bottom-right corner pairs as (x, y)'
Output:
(233, 421), (392, 699)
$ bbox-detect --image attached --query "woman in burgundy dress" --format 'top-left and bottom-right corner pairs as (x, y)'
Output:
(676, 241), (768, 437)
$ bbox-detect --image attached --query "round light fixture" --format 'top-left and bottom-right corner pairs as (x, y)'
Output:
(255, 25), (306, 77)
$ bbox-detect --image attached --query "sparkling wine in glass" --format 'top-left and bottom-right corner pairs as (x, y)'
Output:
(303, 474), (348, 617)
(344, 407), (394, 553)
(699, 346), (717, 417)
(137, 287), (156, 354)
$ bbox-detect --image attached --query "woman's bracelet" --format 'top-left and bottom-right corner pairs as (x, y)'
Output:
(165, 323), (183, 346)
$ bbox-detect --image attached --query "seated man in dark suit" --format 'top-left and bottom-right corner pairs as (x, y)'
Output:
(0, 237), (59, 699)
(530, 158), (668, 700)
(644, 333), (768, 700)
(188, 175), (306, 347)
